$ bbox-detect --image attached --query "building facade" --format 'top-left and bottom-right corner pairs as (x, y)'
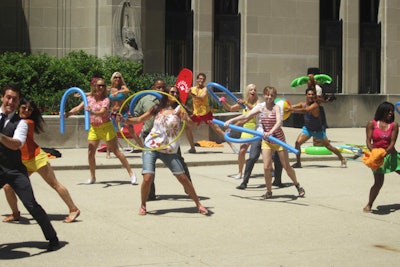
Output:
(1, 0), (400, 127)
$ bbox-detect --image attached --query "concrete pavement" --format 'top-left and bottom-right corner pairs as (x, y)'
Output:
(1, 127), (400, 266)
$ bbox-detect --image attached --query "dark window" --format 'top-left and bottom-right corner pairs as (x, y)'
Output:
(213, 0), (240, 92)
(359, 0), (381, 94)
(165, 0), (193, 76)
(319, 0), (342, 94)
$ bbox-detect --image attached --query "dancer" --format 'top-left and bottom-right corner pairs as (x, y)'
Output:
(2, 98), (80, 223)
(134, 80), (192, 200)
(363, 101), (400, 212)
(288, 88), (347, 168)
(107, 72), (142, 158)
(121, 85), (208, 215)
(225, 86), (305, 199)
(221, 84), (259, 179)
(65, 77), (137, 184)
(0, 85), (59, 251)
(185, 72), (237, 153)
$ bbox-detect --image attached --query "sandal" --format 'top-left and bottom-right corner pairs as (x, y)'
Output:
(138, 206), (147, 216)
(260, 191), (273, 199)
(198, 206), (209, 215)
(63, 209), (80, 223)
(295, 184), (305, 197)
(2, 211), (21, 222)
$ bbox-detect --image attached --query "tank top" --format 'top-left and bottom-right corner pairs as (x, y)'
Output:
(259, 105), (285, 142)
(372, 120), (392, 149)
(303, 103), (322, 132)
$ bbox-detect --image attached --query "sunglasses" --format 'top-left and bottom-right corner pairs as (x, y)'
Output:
(20, 105), (34, 112)
(97, 84), (107, 88)
(114, 76), (121, 79)
(169, 91), (179, 95)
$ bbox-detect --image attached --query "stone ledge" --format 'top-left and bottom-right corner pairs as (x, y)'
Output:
(37, 113), (241, 149)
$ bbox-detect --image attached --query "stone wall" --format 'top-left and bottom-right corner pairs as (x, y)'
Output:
(36, 95), (400, 149)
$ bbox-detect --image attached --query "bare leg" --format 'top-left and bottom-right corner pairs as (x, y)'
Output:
(293, 133), (310, 167)
(319, 138), (347, 166)
(37, 163), (80, 222)
(87, 140), (100, 183)
(185, 125), (196, 152)
(107, 138), (134, 177)
(139, 174), (153, 215)
(210, 123), (236, 151)
(261, 148), (273, 195)
(2, 184), (20, 222)
(238, 143), (249, 176)
(175, 173), (208, 214)
(363, 173), (384, 212)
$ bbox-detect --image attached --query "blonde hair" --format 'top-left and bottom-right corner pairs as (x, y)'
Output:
(243, 83), (258, 104)
(110, 72), (127, 88)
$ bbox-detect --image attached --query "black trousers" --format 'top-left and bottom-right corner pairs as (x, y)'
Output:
(241, 139), (283, 185)
(0, 168), (57, 241)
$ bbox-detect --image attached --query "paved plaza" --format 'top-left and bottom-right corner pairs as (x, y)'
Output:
(1, 127), (400, 266)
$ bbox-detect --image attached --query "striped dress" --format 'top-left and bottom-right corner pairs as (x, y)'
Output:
(259, 105), (286, 143)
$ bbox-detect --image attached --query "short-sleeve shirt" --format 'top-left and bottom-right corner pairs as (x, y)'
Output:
(88, 96), (110, 127)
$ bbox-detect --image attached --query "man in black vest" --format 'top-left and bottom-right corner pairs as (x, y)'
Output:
(0, 85), (59, 251)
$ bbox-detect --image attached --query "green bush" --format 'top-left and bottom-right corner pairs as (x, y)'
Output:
(0, 51), (176, 114)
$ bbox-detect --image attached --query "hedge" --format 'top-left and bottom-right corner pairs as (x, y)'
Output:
(0, 51), (176, 114)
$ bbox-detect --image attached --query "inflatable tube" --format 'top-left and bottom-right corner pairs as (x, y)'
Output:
(120, 90), (186, 151)
(212, 119), (299, 154)
(223, 131), (262, 144)
(59, 87), (90, 134)
(206, 82), (246, 109)
(395, 101), (400, 115)
(128, 91), (162, 115)
(304, 146), (332, 155)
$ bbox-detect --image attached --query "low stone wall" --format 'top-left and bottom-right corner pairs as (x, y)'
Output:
(36, 94), (400, 148)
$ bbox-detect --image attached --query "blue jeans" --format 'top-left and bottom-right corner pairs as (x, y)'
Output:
(142, 150), (185, 175)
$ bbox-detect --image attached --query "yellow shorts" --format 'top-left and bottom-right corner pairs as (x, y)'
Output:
(88, 121), (116, 141)
(23, 149), (49, 173)
(261, 140), (284, 151)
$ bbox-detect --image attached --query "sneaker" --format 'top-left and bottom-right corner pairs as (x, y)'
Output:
(85, 178), (96, 184)
(130, 172), (138, 185)
(230, 145), (239, 154)
(295, 184), (305, 197)
(232, 173), (242, 179)
(187, 148), (196, 154)
(341, 159), (347, 168)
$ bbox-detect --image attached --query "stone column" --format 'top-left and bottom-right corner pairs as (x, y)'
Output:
(192, 0), (213, 79)
(341, 0), (359, 94)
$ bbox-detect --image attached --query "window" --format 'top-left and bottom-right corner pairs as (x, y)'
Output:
(320, 0), (342, 94)
(359, 0), (381, 94)
(213, 0), (240, 92)
(165, 0), (193, 76)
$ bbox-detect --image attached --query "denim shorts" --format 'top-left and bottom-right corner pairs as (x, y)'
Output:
(142, 150), (185, 175)
(301, 126), (326, 140)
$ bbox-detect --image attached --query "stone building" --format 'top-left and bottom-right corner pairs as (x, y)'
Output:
(1, 0), (400, 128)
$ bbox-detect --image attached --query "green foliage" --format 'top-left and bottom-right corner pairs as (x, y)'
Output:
(0, 51), (176, 114)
